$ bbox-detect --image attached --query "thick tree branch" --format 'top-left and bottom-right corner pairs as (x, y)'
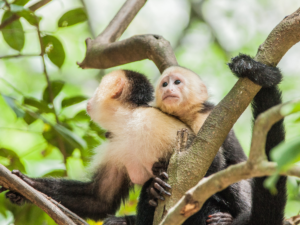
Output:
(159, 99), (300, 225)
(153, 7), (300, 225)
(77, 0), (178, 73)
(0, 0), (52, 30)
(0, 164), (76, 225)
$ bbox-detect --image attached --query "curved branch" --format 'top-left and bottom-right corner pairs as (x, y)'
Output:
(78, 34), (178, 73)
(0, 164), (76, 225)
(159, 99), (300, 225)
(77, 0), (178, 73)
(153, 7), (300, 225)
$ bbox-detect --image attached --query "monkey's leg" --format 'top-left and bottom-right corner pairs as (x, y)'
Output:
(2, 169), (131, 221)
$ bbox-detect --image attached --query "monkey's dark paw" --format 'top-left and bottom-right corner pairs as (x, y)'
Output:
(228, 53), (282, 87)
(0, 186), (8, 193)
(206, 212), (233, 225)
(11, 170), (35, 186)
(148, 172), (171, 207)
(103, 215), (136, 225)
(5, 191), (27, 205)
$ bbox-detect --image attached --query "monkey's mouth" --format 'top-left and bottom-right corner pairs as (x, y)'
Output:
(163, 95), (179, 101)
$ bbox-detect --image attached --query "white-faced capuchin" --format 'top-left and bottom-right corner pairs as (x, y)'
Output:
(1, 70), (194, 221)
(104, 54), (286, 225)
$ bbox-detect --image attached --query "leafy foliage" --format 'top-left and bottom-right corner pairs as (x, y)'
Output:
(58, 8), (87, 27)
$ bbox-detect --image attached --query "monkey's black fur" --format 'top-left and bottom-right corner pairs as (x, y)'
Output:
(105, 54), (285, 225)
(124, 70), (154, 105)
(1, 70), (155, 221)
(229, 54), (286, 225)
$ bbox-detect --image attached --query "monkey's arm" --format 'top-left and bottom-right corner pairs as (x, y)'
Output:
(2, 166), (132, 221)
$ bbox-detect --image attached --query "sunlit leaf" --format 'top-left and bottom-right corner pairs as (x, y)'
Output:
(43, 80), (65, 103)
(73, 110), (90, 121)
(83, 134), (100, 149)
(53, 124), (87, 150)
(271, 137), (300, 170)
(0, 148), (26, 173)
(58, 8), (87, 27)
(1, 11), (25, 51)
(24, 97), (53, 113)
(14, 0), (30, 6)
(42, 35), (65, 68)
(61, 96), (87, 108)
(2, 94), (25, 117)
(281, 101), (300, 116)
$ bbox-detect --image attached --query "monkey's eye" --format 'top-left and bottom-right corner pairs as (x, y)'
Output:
(162, 82), (168, 87)
(174, 80), (181, 85)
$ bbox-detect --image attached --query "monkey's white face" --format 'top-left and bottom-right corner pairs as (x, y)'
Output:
(158, 73), (186, 105)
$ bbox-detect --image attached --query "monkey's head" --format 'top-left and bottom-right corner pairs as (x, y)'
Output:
(155, 66), (208, 116)
(87, 70), (154, 124)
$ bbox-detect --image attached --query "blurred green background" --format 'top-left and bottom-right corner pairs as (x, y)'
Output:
(1, 0), (300, 224)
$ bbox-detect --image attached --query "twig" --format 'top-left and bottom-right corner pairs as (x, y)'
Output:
(0, 164), (76, 225)
(159, 100), (300, 225)
(0, 0), (52, 30)
(0, 54), (41, 59)
(153, 7), (300, 225)
(35, 19), (67, 163)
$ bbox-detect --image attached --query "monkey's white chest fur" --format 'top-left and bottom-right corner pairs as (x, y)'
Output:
(90, 107), (188, 185)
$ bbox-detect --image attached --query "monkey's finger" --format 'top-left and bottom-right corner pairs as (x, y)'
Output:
(154, 177), (171, 189)
(0, 187), (7, 193)
(150, 188), (165, 201)
(154, 183), (171, 196)
(12, 170), (34, 186)
(149, 199), (158, 207)
(160, 172), (169, 180)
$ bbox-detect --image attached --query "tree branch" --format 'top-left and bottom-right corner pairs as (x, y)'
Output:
(0, 0), (52, 30)
(153, 7), (300, 225)
(0, 164), (76, 225)
(159, 99), (300, 225)
(77, 0), (178, 73)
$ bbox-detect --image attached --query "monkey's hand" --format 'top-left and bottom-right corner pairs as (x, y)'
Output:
(1, 170), (35, 205)
(148, 161), (171, 207)
(206, 212), (233, 225)
(228, 53), (282, 87)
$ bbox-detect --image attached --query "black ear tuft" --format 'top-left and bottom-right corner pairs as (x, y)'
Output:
(228, 53), (282, 87)
(124, 70), (154, 105)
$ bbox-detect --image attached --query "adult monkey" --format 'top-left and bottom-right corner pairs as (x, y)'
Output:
(105, 54), (285, 225)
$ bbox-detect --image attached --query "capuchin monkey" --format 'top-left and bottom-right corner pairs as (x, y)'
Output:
(105, 54), (286, 225)
(1, 70), (194, 221)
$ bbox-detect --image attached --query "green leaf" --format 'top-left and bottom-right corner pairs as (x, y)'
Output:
(0, 148), (26, 173)
(43, 80), (65, 103)
(281, 101), (300, 116)
(17, 10), (39, 25)
(42, 35), (65, 68)
(53, 124), (87, 150)
(271, 137), (300, 171)
(58, 8), (87, 27)
(23, 111), (36, 124)
(73, 110), (90, 121)
(61, 96), (87, 108)
(24, 97), (53, 113)
(14, 0), (30, 6)
(89, 121), (106, 138)
(2, 94), (25, 117)
(1, 11), (25, 51)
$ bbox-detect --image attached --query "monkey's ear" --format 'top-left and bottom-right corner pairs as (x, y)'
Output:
(111, 77), (125, 99)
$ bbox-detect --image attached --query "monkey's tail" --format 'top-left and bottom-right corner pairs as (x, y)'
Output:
(228, 54), (286, 225)
(249, 86), (286, 225)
